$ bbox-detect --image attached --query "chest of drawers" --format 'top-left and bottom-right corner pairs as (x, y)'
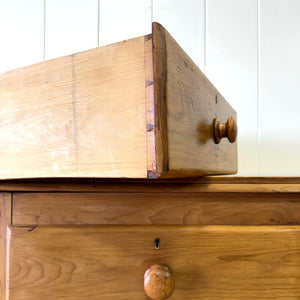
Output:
(0, 177), (299, 299)
(0, 20), (297, 300)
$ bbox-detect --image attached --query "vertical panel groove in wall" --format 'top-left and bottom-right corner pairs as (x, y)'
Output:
(43, 0), (46, 60)
(151, 0), (154, 23)
(97, 0), (100, 47)
(204, 0), (207, 73)
(257, 0), (261, 174)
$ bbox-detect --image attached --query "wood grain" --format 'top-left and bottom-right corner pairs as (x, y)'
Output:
(0, 36), (148, 179)
(0, 193), (11, 300)
(152, 22), (169, 177)
(158, 23), (238, 176)
(144, 264), (175, 300)
(8, 225), (300, 299)
(0, 23), (238, 179)
(0, 177), (299, 193)
(144, 34), (157, 177)
(12, 192), (300, 226)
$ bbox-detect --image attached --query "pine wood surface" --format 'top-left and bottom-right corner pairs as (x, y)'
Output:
(152, 23), (168, 177)
(0, 194), (11, 300)
(0, 177), (299, 192)
(144, 264), (175, 300)
(12, 192), (300, 226)
(8, 225), (300, 299)
(0, 23), (237, 179)
(0, 36), (148, 179)
(144, 35), (157, 177)
(3, 178), (300, 298)
(160, 23), (237, 176)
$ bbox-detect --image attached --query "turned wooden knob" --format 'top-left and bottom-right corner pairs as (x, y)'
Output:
(213, 116), (237, 144)
(144, 264), (175, 300)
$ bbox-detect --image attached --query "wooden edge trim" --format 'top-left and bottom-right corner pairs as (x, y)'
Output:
(7, 224), (300, 232)
(144, 34), (157, 178)
(1, 182), (300, 193)
(0, 178), (299, 193)
(5, 226), (11, 300)
(0, 193), (11, 300)
(151, 22), (169, 178)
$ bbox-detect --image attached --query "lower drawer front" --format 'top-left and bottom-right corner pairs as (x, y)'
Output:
(8, 225), (300, 299)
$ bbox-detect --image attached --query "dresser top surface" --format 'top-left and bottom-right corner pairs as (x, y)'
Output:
(0, 177), (299, 193)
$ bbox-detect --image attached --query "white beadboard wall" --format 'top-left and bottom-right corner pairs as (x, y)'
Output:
(0, 0), (299, 176)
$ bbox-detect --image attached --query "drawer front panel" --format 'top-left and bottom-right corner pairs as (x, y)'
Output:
(8, 225), (300, 299)
(160, 23), (237, 177)
(13, 192), (300, 226)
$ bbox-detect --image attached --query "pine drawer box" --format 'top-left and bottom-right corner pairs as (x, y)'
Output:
(0, 23), (237, 179)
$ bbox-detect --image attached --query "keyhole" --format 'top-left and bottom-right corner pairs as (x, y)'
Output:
(154, 238), (160, 249)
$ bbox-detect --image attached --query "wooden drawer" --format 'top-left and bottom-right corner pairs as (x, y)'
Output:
(7, 225), (300, 299)
(0, 23), (237, 179)
(12, 192), (300, 226)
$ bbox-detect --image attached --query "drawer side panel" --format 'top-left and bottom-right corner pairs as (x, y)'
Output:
(0, 37), (148, 179)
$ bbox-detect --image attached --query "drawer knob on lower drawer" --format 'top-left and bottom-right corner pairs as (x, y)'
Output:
(213, 116), (238, 144)
(144, 264), (175, 300)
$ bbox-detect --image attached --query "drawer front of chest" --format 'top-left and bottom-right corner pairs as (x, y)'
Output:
(7, 225), (300, 300)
